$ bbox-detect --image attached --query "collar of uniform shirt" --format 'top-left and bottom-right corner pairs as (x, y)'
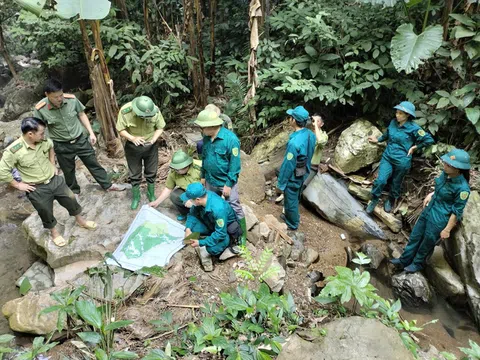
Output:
(445, 173), (465, 183)
(20, 136), (37, 150)
(46, 98), (67, 110)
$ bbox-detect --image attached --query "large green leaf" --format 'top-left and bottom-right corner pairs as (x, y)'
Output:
(77, 331), (102, 344)
(104, 320), (134, 332)
(75, 300), (102, 329)
(12, 0), (46, 16)
(56, 0), (111, 20)
(466, 107), (480, 125)
(111, 351), (139, 359)
(449, 14), (475, 27)
(0, 335), (14, 344)
(19, 278), (32, 296)
(454, 26), (476, 39)
(391, 24), (443, 74)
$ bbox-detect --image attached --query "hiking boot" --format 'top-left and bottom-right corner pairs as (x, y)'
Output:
(404, 264), (422, 273)
(390, 258), (404, 269)
(366, 198), (379, 214)
(131, 185), (141, 210)
(239, 218), (247, 246)
(196, 246), (213, 272)
(384, 197), (395, 213)
(146, 183), (156, 202)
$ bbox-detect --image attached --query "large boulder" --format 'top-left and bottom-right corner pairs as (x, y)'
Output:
(425, 246), (466, 304)
(302, 173), (386, 240)
(446, 191), (480, 325)
(361, 243), (385, 269)
(2, 288), (61, 334)
(23, 173), (133, 269)
(277, 317), (413, 360)
(238, 152), (265, 204)
(0, 84), (41, 122)
(334, 119), (383, 174)
(392, 272), (434, 308)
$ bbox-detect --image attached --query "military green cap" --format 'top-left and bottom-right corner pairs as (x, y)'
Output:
(170, 150), (193, 170)
(132, 96), (158, 117)
(194, 110), (224, 127)
(441, 149), (471, 170)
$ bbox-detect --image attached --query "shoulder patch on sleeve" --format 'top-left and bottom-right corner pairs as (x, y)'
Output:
(232, 147), (239, 157)
(121, 106), (133, 115)
(216, 218), (225, 228)
(287, 152), (294, 161)
(10, 143), (23, 154)
(460, 191), (469, 201)
(35, 101), (47, 110)
(418, 129), (426, 137)
(63, 93), (76, 99)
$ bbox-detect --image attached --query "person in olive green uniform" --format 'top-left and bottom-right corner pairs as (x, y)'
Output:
(149, 150), (202, 220)
(391, 149), (471, 273)
(194, 110), (247, 246)
(304, 113), (329, 188)
(117, 96), (166, 210)
(0, 117), (96, 247)
(33, 79), (125, 194)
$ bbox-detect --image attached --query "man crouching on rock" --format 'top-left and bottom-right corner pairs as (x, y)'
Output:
(0, 117), (97, 247)
(181, 182), (243, 271)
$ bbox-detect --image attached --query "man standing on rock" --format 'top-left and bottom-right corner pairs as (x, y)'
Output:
(149, 150), (202, 220)
(181, 182), (243, 271)
(0, 117), (97, 247)
(277, 106), (316, 230)
(117, 96), (165, 210)
(33, 79), (126, 194)
(195, 109), (247, 246)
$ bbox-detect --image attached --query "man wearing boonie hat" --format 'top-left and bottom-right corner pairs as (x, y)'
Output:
(149, 150), (202, 221)
(117, 95), (166, 210)
(277, 105), (316, 230)
(391, 149), (471, 273)
(196, 104), (234, 158)
(181, 182), (243, 271)
(194, 109), (247, 246)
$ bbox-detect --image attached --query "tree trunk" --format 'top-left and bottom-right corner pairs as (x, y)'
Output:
(143, 0), (152, 41)
(79, 20), (122, 158)
(441, 0), (454, 40)
(114, 0), (129, 19)
(0, 25), (18, 80)
(208, 0), (217, 95)
(194, 0), (207, 106)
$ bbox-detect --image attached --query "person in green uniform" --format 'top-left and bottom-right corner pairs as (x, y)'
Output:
(0, 117), (96, 247)
(195, 109), (247, 246)
(366, 101), (434, 214)
(148, 150), (201, 220)
(117, 96), (166, 210)
(277, 106), (316, 230)
(181, 182), (243, 271)
(304, 112), (329, 188)
(33, 79), (125, 194)
(391, 149), (471, 273)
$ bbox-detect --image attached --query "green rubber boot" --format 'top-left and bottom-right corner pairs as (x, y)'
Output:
(384, 197), (395, 213)
(366, 197), (379, 214)
(239, 217), (247, 246)
(147, 183), (156, 202)
(131, 185), (141, 210)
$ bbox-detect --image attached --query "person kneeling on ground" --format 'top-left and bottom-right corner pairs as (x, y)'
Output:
(0, 117), (97, 247)
(149, 150), (201, 221)
(181, 182), (243, 271)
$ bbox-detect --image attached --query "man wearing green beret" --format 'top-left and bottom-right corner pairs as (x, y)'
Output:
(117, 96), (166, 210)
(181, 182), (243, 271)
(194, 109), (247, 247)
(149, 150), (202, 221)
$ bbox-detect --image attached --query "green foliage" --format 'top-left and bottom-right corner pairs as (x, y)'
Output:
(459, 340), (480, 360)
(56, 0), (111, 20)
(234, 246), (280, 287)
(0, 334), (15, 360)
(19, 277), (32, 296)
(16, 337), (58, 360)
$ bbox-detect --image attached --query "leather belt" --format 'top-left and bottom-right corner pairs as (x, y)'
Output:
(27, 176), (54, 186)
(69, 135), (82, 144)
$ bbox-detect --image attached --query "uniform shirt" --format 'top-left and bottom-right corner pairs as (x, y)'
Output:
(116, 102), (166, 142)
(422, 171), (470, 227)
(311, 129), (328, 166)
(33, 95), (86, 142)
(201, 127), (241, 188)
(186, 190), (238, 255)
(165, 160), (202, 191)
(278, 128), (316, 191)
(0, 137), (55, 184)
(377, 119), (434, 163)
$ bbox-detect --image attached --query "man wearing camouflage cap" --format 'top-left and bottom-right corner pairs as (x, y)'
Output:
(149, 149), (202, 221)
(194, 109), (247, 246)
(117, 96), (166, 210)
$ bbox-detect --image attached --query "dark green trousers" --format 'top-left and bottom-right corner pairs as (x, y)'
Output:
(124, 141), (159, 186)
(169, 188), (189, 215)
(53, 135), (111, 194)
(26, 175), (82, 229)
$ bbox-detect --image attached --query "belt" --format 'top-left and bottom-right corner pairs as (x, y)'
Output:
(27, 176), (54, 186)
(54, 135), (82, 144)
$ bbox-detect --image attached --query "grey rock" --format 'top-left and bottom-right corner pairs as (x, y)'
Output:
(388, 242), (404, 259)
(242, 204), (258, 231)
(303, 173), (386, 240)
(392, 272), (434, 307)
(277, 317), (413, 360)
(373, 206), (402, 233)
(361, 243), (385, 269)
(264, 257), (286, 293)
(426, 247), (466, 304)
(16, 261), (54, 292)
(0, 85), (41, 122)
(247, 224), (262, 246)
(306, 270), (324, 283)
(348, 183), (371, 202)
(334, 119), (383, 174)
(259, 222), (271, 239)
(302, 248), (319, 267)
(251, 127), (291, 178)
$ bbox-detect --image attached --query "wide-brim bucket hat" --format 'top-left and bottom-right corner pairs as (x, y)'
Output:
(132, 96), (159, 117)
(170, 150), (193, 170)
(194, 109), (224, 127)
(394, 101), (416, 118)
(441, 149), (471, 170)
